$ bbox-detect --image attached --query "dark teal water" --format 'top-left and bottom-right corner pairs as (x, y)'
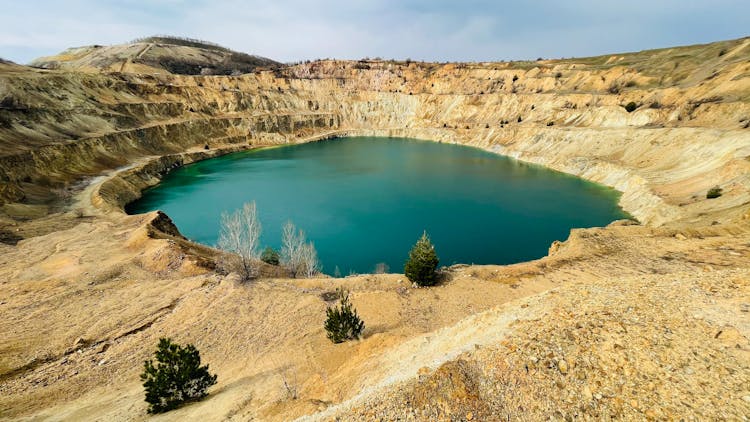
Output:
(127, 137), (629, 275)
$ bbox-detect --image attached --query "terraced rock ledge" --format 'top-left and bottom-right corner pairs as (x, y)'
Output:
(0, 37), (748, 420)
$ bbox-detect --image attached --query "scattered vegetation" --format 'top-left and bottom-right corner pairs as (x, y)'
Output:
(706, 186), (723, 199)
(217, 202), (262, 281)
(129, 35), (278, 75)
(261, 247), (280, 265)
(404, 231), (440, 287)
(0, 229), (23, 246)
(281, 368), (299, 400)
(624, 102), (638, 113)
(0, 94), (26, 110)
(132, 35), (230, 52)
(141, 338), (217, 414)
(155, 58), (203, 75)
(689, 96), (723, 108)
(280, 221), (320, 278)
(324, 288), (365, 343)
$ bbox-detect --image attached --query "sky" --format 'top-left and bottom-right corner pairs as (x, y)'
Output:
(0, 0), (748, 64)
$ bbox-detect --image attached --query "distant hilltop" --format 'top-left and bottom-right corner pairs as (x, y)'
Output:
(29, 35), (280, 75)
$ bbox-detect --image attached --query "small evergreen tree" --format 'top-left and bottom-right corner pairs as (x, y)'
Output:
(404, 231), (440, 286)
(706, 185), (723, 199)
(324, 289), (365, 343)
(260, 246), (280, 265)
(141, 338), (217, 414)
(624, 101), (638, 113)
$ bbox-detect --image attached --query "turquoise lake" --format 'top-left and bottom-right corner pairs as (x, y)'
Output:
(126, 137), (629, 275)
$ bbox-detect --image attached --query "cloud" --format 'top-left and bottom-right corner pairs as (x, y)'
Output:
(0, 0), (748, 64)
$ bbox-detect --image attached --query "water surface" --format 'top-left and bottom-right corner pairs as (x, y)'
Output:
(127, 137), (629, 274)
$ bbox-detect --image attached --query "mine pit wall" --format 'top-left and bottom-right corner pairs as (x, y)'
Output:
(315, 80), (749, 226)
(0, 111), (342, 205)
(1, 61), (749, 226)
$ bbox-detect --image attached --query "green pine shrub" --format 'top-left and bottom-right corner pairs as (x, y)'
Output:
(624, 102), (638, 113)
(324, 289), (365, 343)
(261, 246), (280, 265)
(706, 186), (723, 199)
(404, 231), (440, 286)
(140, 338), (217, 414)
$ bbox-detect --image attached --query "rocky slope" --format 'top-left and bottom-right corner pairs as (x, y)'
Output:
(29, 36), (280, 75)
(2, 37), (749, 227)
(0, 37), (748, 420)
(327, 264), (750, 421)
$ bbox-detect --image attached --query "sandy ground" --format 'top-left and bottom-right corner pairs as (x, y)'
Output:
(1, 176), (748, 421)
(331, 266), (750, 420)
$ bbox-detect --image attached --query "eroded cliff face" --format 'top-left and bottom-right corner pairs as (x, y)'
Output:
(1, 38), (749, 230)
(1, 39), (749, 421)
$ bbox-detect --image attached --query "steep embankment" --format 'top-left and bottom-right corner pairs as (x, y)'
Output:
(0, 37), (748, 420)
(2, 37), (749, 227)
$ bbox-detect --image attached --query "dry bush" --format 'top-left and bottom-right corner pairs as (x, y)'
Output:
(280, 221), (320, 278)
(217, 202), (261, 281)
(374, 262), (390, 274)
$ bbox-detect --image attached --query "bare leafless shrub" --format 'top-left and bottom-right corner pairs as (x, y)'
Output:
(374, 262), (390, 274)
(280, 221), (320, 278)
(281, 367), (299, 400)
(217, 202), (261, 281)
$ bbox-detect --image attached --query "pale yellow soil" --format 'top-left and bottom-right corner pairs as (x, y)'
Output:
(332, 266), (750, 421)
(0, 37), (749, 420)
